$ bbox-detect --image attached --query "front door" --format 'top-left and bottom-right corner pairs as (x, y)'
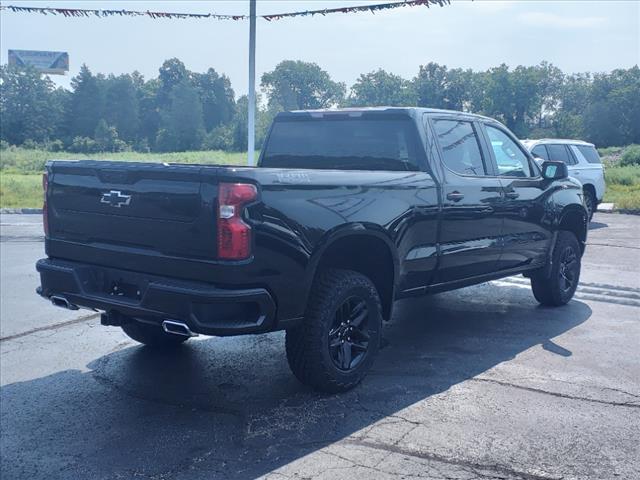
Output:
(429, 117), (504, 284)
(481, 123), (553, 270)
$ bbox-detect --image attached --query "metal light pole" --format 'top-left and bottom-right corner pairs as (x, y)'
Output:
(247, 0), (256, 166)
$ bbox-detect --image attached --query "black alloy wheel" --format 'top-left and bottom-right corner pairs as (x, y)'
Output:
(328, 296), (370, 371)
(558, 246), (579, 294)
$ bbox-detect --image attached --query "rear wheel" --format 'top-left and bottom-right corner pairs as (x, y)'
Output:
(530, 231), (581, 306)
(285, 269), (382, 393)
(121, 320), (189, 348)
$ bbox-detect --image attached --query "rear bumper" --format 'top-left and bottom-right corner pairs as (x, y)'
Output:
(36, 258), (277, 336)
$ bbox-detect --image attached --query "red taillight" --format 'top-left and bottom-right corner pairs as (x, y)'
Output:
(217, 183), (257, 260)
(42, 173), (49, 237)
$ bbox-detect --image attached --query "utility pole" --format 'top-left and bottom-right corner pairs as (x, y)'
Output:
(247, 0), (256, 166)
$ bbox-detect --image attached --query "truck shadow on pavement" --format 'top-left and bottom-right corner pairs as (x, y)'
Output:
(1, 283), (592, 479)
(588, 220), (608, 231)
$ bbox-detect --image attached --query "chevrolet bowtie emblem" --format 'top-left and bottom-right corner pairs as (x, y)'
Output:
(100, 190), (131, 208)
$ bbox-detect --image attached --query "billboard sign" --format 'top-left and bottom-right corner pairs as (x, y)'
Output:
(8, 50), (69, 74)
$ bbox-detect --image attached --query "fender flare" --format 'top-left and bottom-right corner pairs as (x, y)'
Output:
(300, 223), (400, 317)
(556, 203), (588, 249)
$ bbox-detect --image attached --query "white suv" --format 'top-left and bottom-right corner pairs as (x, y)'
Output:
(522, 139), (605, 221)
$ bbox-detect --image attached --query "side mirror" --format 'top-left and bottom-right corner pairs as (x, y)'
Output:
(541, 160), (568, 180)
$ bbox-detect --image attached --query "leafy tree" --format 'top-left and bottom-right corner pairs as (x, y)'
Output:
(94, 119), (127, 152)
(440, 68), (475, 111)
(570, 67), (640, 146)
(2, 57), (638, 152)
(414, 62), (475, 112)
(137, 77), (161, 148)
(551, 73), (590, 138)
(414, 62), (448, 108)
(193, 68), (236, 131)
(261, 60), (345, 110)
(69, 136), (99, 153)
(229, 95), (249, 151)
(0, 65), (65, 145)
(347, 69), (416, 107)
(103, 74), (140, 142)
(156, 78), (204, 152)
(157, 58), (188, 108)
(480, 64), (516, 128)
(66, 64), (104, 139)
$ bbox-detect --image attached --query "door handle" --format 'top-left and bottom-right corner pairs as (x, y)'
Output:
(447, 191), (465, 202)
(504, 191), (520, 199)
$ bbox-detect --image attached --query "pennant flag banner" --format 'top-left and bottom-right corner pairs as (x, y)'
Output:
(0, 0), (450, 21)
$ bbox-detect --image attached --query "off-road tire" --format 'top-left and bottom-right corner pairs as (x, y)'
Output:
(285, 269), (383, 393)
(531, 231), (581, 306)
(121, 320), (189, 348)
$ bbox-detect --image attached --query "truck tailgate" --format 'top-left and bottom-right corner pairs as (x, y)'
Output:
(47, 161), (217, 262)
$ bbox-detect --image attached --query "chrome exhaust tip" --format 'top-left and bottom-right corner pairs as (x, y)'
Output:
(50, 295), (79, 310)
(162, 320), (198, 337)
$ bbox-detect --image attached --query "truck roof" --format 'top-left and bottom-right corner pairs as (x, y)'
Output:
(522, 138), (594, 147)
(278, 107), (498, 123)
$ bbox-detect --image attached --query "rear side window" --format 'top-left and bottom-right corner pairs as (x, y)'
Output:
(433, 120), (486, 176)
(546, 144), (575, 165)
(531, 145), (549, 161)
(261, 117), (420, 171)
(575, 145), (601, 164)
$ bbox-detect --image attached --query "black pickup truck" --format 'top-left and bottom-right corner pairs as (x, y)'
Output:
(37, 107), (588, 392)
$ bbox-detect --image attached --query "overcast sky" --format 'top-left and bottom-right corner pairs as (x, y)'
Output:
(1, 0), (638, 97)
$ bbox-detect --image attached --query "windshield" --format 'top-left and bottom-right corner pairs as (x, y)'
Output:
(261, 116), (421, 171)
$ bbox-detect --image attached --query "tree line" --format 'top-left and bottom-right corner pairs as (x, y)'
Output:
(1, 58), (638, 152)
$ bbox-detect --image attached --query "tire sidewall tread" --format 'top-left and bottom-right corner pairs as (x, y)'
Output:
(531, 231), (581, 306)
(286, 268), (383, 393)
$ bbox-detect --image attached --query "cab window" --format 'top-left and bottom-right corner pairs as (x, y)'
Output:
(485, 126), (532, 177)
(433, 119), (486, 176)
(531, 145), (549, 161)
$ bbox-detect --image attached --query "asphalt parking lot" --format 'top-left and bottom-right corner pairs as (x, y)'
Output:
(1, 213), (639, 479)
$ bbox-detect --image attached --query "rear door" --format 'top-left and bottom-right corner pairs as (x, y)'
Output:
(428, 116), (504, 284)
(480, 124), (552, 270)
(546, 143), (576, 168)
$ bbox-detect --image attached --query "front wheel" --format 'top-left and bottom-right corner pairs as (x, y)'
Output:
(285, 269), (382, 393)
(121, 320), (190, 348)
(530, 231), (581, 306)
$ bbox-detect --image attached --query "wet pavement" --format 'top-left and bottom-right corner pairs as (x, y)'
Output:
(1, 213), (639, 479)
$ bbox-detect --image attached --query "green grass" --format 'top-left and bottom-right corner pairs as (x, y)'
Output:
(0, 148), (250, 208)
(0, 173), (43, 208)
(0, 147), (249, 174)
(2, 149), (640, 210)
(598, 146), (625, 158)
(603, 165), (640, 210)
